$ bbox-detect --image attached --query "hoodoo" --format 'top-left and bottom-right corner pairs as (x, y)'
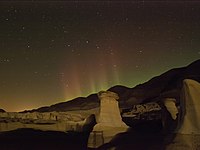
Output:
(88, 91), (128, 148)
(179, 79), (200, 134)
(97, 91), (127, 127)
(166, 79), (200, 149)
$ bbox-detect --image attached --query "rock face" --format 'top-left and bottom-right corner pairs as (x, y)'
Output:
(178, 79), (200, 134)
(164, 79), (200, 150)
(88, 91), (128, 148)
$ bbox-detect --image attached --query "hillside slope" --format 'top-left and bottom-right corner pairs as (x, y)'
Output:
(26, 59), (200, 112)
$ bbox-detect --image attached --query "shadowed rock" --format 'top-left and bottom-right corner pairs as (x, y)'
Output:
(0, 109), (5, 113)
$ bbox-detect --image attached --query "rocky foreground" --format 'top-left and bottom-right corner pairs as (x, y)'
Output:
(0, 111), (87, 132)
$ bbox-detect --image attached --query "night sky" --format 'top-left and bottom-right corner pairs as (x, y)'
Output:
(0, 1), (200, 112)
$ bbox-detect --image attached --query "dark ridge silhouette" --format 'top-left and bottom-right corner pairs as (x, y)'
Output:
(23, 94), (99, 113)
(24, 59), (200, 113)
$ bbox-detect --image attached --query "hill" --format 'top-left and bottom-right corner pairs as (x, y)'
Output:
(26, 59), (200, 112)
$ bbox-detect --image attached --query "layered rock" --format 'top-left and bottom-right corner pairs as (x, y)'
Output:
(88, 91), (128, 148)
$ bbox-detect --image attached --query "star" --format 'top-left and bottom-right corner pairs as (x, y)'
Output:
(0, 1), (199, 112)
(110, 50), (114, 55)
(96, 45), (100, 49)
(0, 58), (10, 63)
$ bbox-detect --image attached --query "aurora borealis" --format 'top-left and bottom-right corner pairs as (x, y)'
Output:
(0, 1), (200, 112)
